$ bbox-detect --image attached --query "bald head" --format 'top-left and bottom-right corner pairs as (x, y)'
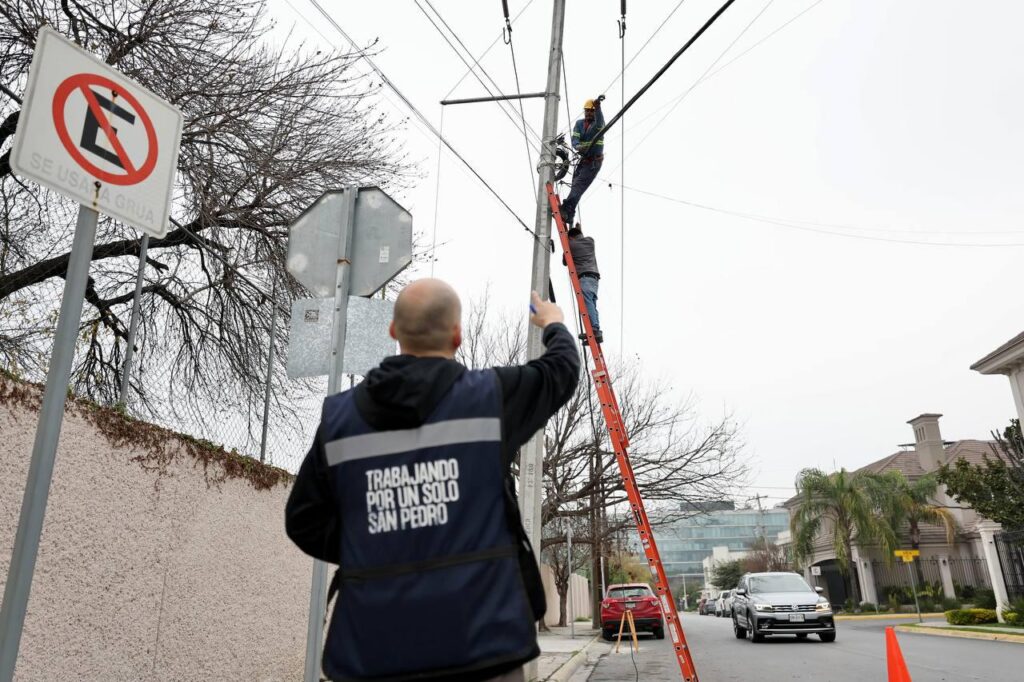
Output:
(390, 279), (462, 357)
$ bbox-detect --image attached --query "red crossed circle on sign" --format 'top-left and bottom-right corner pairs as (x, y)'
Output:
(51, 73), (158, 186)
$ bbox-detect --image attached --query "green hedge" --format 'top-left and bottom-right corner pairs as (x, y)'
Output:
(945, 609), (998, 625)
(1004, 611), (1023, 626)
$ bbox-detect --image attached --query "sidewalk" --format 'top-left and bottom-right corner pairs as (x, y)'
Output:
(536, 623), (600, 681)
(897, 620), (1024, 643)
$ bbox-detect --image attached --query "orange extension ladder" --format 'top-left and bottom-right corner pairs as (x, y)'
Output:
(547, 183), (700, 682)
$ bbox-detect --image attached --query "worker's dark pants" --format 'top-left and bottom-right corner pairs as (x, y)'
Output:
(561, 157), (602, 227)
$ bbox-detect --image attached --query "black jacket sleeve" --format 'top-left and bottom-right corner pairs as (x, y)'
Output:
(284, 421), (341, 564)
(494, 322), (580, 461)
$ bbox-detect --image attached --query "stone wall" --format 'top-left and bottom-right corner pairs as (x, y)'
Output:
(0, 380), (310, 681)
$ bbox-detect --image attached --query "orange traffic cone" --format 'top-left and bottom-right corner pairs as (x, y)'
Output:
(885, 626), (912, 682)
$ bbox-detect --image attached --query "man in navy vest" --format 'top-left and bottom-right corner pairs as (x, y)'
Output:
(286, 280), (580, 682)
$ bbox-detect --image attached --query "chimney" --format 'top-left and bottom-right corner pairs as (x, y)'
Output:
(907, 413), (945, 472)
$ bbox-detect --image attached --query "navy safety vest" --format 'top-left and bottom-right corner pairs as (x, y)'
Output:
(321, 369), (541, 681)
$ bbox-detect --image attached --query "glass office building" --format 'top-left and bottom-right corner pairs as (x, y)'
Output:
(651, 502), (791, 594)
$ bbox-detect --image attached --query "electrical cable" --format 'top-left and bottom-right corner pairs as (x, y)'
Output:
(588, 0), (741, 151)
(417, 0), (542, 153)
(429, 106), (445, 277)
(614, 183), (1024, 247)
(555, 0), (687, 139)
(604, 0), (781, 176)
(304, 0), (540, 241)
(443, 0), (538, 100)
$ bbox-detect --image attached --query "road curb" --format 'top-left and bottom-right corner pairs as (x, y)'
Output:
(895, 624), (1024, 644)
(835, 612), (946, 621)
(544, 634), (601, 682)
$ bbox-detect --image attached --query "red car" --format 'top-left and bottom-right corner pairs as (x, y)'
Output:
(600, 583), (665, 641)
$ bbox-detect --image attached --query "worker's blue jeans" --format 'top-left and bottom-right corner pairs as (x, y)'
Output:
(561, 157), (602, 226)
(580, 275), (600, 333)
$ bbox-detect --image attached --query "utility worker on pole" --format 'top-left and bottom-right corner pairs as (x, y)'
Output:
(560, 95), (605, 228)
(286, 280), (580, 682)
(562, 223), (602, 344)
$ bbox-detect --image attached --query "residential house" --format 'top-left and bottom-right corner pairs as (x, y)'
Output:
(782, 413), (994, 607)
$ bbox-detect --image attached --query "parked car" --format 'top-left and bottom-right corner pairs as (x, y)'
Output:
(731, 572), (836, 643)
(716, 589), (734, 617)
(600, 583), (665, 641)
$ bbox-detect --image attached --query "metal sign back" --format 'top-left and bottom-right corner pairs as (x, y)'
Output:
(350, 187), (413, 296)
(287, 296), (396, 378)
(9, 27), (182, 238)
(286, 187), (412, 298)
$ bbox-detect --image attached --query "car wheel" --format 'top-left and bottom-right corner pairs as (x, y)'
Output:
(749, 611), (765, 643)
(732, 613), (747, 639)
(819, 632), (836, 643)
(602, 629), (615, 641)
(654, 627), (665, 640)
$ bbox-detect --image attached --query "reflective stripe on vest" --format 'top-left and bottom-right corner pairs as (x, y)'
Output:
(324, 417), (500, 465)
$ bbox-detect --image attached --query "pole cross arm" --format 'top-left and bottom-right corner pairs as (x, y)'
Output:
(440, 92), (548, 106)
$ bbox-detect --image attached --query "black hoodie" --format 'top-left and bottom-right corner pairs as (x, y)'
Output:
(285, 322), (579, 681)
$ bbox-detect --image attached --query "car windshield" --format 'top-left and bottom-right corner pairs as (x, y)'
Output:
(748, 575), (811, 594)
(609, 587), (650, 599)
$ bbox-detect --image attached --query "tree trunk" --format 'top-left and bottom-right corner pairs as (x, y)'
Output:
(557, 582), (568, 627)
(843, 539), (861, 605)
(911, 521), (925, 592)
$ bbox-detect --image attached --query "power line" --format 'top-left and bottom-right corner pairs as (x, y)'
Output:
(303, 0), (539, 240)
(614, 183), (1024, 247)
(557, 0), (688, 138)
(443, 0), (538, 100)
(500, 0), (541, 198)
(416, 0), (542, 153)
(605, 0), (778, 176)
(588, 0), (741, 150)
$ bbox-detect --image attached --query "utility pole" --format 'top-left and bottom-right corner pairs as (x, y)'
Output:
(519, 3), (565, 678)
(751, 493), (767, 541)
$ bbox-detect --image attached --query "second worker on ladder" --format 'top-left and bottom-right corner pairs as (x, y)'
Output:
(562, 223), (602, 344)
(559, 96), (605, 228)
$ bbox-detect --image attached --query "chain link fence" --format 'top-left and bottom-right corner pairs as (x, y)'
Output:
(1, 223), (329, 474)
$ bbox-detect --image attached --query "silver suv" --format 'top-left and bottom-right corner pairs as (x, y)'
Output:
(731, 572), (836, 643)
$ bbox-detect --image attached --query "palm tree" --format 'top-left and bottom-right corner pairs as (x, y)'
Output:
(790, 468), (897, 604)
(871, 471), (957, 550)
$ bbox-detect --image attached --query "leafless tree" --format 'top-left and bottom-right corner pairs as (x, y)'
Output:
(0, 1), (411, 439)
(459, 302), (748, 628)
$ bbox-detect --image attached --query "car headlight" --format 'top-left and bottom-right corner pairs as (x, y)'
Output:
(753, 603), (774, 612)
(815, 601), (832, 612)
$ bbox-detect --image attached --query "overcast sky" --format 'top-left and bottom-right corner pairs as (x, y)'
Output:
(267, 0), (1024, 506)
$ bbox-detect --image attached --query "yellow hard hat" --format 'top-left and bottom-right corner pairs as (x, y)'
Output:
(583, 99), (596, 110)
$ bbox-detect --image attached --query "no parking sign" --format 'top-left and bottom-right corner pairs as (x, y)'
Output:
(10, 26), (182, 237)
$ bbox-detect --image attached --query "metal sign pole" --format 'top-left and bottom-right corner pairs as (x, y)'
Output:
(906, 560), (922, 623)
(0, 206), (99, 681)
(568, 525), (574, 639)
(118, 233), (149, 404)
(259, 282), (279, 464)
(303, 186), (358, 682)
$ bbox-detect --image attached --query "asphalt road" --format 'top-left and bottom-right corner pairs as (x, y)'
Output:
(575, 612), (1021, 681)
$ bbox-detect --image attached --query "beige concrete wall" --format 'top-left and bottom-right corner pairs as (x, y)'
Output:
(539, 563), (591, 627)
(0, 385), (310, 681)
